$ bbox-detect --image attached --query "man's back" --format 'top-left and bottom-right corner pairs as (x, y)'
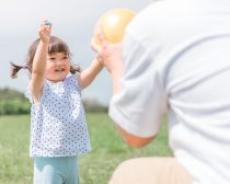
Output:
(125, 0), (230, 183)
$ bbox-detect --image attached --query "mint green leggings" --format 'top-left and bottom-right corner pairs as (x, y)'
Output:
(34, 156), (79, 184)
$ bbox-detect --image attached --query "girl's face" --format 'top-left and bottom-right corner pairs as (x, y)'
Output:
(45, 52), (70, 82)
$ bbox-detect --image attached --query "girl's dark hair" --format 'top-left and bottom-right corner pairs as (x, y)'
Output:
(10, 36), (80, 79)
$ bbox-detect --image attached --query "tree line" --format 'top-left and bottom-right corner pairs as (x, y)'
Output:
(0, 88), (107, 115)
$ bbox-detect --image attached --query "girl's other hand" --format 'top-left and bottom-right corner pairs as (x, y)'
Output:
(91, 31), (123, 75)
(39, 20), (52, 44)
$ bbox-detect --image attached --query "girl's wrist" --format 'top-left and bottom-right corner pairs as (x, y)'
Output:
(95, 56), (104, 68)
(40, 39), (50, 45)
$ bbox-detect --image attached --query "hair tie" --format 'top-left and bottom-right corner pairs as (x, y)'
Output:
(22, 64), (31, 72)
(22, 65), (28, 69)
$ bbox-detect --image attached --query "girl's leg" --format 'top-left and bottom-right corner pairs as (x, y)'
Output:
(34, 157), (64, 184)
(65, 156), (80, 184)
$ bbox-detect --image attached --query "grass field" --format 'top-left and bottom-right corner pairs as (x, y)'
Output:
(0, 113), (172, 184)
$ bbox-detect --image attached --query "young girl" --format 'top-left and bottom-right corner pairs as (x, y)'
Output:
(11, 22), (103, 184)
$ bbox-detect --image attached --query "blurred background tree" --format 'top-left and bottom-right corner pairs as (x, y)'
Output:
(0, 88), (107, 115)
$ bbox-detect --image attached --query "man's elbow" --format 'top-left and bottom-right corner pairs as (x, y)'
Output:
(123, 135), (155, 148)
(117, 125), (155, 148)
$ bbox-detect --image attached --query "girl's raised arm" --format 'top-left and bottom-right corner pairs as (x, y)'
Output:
(30, 22), (51, 103)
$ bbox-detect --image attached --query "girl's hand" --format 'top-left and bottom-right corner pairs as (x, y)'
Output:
(91, 31), (123, 75)
(91, 26), (123, 94)
(39, 21), (52, 44)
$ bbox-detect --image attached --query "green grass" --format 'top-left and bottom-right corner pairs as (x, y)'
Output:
(0, 113), (172, 184)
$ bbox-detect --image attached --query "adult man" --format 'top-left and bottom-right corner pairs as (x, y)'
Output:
(94, 0), (230, 183)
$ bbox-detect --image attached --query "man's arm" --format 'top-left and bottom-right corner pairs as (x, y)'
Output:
(117, 124), (155, 148)
(92, 32), (162, 148)
(103, 44), (156, 147)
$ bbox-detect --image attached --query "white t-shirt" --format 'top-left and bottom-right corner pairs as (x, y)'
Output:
(109, 0), (230, 183)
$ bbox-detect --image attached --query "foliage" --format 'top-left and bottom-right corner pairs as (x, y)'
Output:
(83, 98), (107, 113)
(0, 88), (30, 115)
(0, 88), (107, 115)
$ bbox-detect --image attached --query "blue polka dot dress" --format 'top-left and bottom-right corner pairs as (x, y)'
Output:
(25, 74), (91, 158)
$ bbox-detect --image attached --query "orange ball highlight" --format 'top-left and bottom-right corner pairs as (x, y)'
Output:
(97, 8), (136, 44)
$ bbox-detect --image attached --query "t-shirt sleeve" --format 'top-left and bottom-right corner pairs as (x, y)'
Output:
(24, 81), (48, 104)
(109, 31), (168, 137)
(73, 73), (82, 93)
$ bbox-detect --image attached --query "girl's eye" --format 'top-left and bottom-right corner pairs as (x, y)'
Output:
(63, 56), (68, 60)
(49, 57), (56, 61)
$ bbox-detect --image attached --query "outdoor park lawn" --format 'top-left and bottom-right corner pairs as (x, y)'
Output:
(0, 113), (172, 184)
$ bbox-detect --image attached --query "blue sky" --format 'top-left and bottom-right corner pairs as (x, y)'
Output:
(0, 0), (152, 105)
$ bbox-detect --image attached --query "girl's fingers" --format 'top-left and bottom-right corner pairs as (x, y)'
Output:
(93, 22), (108, 47)
(91, 37), (102, 53)
(38, 21), (52, 43)
(97, 32), (109, 46)
(45, 27), (51, 35)
(39, 23), (51, 34)
(44, 25), (52, 34)
(44, 20), (52, 27)
(40, 20), (52, 32)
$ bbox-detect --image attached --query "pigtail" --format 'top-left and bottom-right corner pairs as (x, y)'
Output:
(70, 64), (81, 74)
(10, 62), (31, 79)
(10, 38), (38, 79)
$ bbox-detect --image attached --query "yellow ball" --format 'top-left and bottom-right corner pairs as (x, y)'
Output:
(97, 8), (136, 43)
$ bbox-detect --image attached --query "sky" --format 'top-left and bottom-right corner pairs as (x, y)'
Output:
(0, 0), (153, 105)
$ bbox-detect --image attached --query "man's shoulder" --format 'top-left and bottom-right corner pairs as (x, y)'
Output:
(126, 1), (191, 43)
